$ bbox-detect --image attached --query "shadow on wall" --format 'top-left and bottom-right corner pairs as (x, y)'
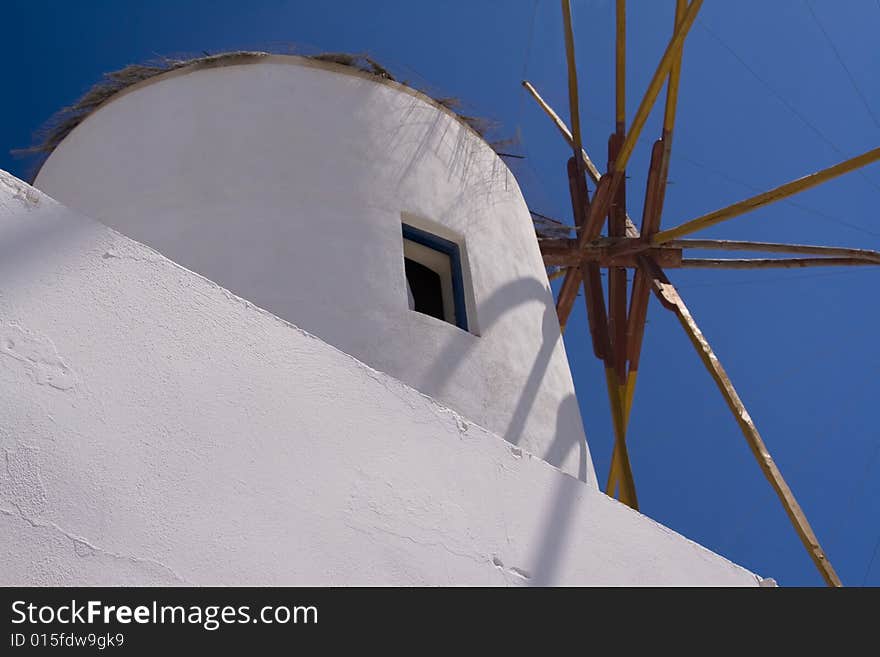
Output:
(418, 274), (591, 482)
(380, 94), (590, 480)
(543, 395), (588, 483)
(529, 394), (588, 586)
(388, 94), (510, 209)
(0, 195), (91, 284)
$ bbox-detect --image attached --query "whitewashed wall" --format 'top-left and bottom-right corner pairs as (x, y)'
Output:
(0, 172), (759, 585)
(35, 56), (593, 482)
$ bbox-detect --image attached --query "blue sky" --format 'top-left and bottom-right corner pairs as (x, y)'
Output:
(3, 0), (879, 586)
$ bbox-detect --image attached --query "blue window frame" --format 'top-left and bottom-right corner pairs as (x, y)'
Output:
(402, 224), (469, 332)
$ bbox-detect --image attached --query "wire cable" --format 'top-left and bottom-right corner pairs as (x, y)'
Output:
(515, 0), (541, 143)
(698, 19), (880, 197)
(862, 536), (880, 587)
(676, 268), (868, 289)
(864, 530), (880, 585)
(804, 0), (880, 131)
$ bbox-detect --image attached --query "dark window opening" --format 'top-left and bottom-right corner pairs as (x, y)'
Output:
(404, 258), (445, 321)
(402, 223), (469, 332)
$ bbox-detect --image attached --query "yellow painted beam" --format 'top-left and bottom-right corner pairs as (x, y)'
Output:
(522, 81), (602, 184)
(614, 0), (703, 172)
(623, 371), (637, 421)
(668, 238), (880, 261)
(681, 257), (879, 269)
(561, 0), (584, 157)
(662, 0), (687, 135)
(653, 146), (880, 244)
(604, 369), (638, 498)
(603, 368), (638, 508)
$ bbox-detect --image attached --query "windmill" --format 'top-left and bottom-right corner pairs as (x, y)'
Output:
(523, 0), (880, 588)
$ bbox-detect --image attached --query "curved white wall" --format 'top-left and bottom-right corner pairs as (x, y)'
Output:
(36, 56), (594, 482)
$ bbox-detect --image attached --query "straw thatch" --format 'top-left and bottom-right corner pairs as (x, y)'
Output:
(16, 50), (509, 181)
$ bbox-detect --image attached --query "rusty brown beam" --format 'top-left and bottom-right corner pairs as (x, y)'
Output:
(624, 268), (650, 403)
(606, 0), (691, 496)
(521, 81), (640, 238)
(566, 156), (591, 264)
(549, 159), (587, 334)
(642, 256), (842, 587)
(555, 154), (593, 333)
(606, 129), (635, 505)
(539, 241), (682, 268)
(555, 267), (581, 333)
(606, 141), (665, 495)
(615, 0), (626, 132)
(576, 172), (621, 250)
(566, 155), (621, 519)
(608, 133), (628, 387)
(653, 146), (880, 244)
(582, 264), (611, 361)
(582, 258), (639, 508)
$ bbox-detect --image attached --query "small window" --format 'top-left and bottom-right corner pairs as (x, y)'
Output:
(402, 224), (469, 331)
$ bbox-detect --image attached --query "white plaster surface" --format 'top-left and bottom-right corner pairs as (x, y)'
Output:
(34, 55), (593, 483)
(0, 172), (759, 585)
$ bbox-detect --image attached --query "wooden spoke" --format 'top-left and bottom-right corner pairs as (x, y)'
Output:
(614, 0), (703, 172)
(555, 267), (581, 333)
(642, 257), (842, 587)
(653, 146), (880, 244)
(681, 257), (880, 269)
(613, 0), (687, 253)
(662, 0), (688, 137)
(623, 268), (650, 419)
(539, 239), (682, 267)
(577, 172), (619, 247)
(577, 0), (701, 255)
(668, 239), (880, 262)
(581, 259), (638, 508)
(561, 0), (584, 163)
(609, 256), (629, 382)
(522, 81), (602, 184)
(607, 134), (630, 502)
(608, 134), (628, 383)
(522, 80), (641, 238)
(542, 249), (682, 268)
(533, 0), (869, 585)
(607, 145), (662, 494)
(607, 44), (675, 488)
(582, 264), (611, 361)
(653, 0), (687, 223)
(604, 366), (638, 508)
(615, 0), (626, 133)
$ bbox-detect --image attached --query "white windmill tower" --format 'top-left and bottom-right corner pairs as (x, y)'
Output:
(0, 52), (765, 585)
